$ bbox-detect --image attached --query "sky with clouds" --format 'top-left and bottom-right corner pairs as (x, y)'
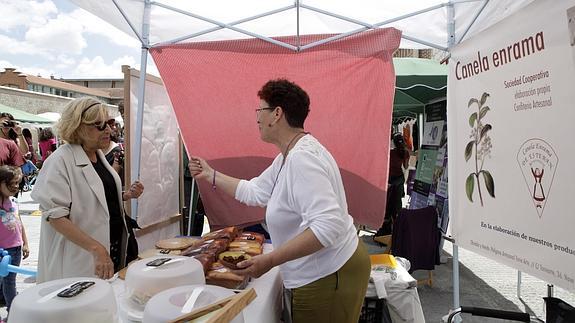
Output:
(0, 0), (159, 79)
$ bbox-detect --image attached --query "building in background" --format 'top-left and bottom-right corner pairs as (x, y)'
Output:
(0, 68), (120, 116)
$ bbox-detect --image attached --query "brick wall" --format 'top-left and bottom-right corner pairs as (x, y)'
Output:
(0, 68), (27, 90)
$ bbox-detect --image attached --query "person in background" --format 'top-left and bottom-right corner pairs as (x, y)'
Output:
(0, 113), (28, 156)
(0, 137), (24, 168)
(0, 166), (29, 318)
(38, 127), (57, 162)
(375, 132), (410, 237)
(103, 119), (124, 183)
(21, 129), (37, 165)
(188, 79), (370, 323)
(31, 97), (144, 282)
(0, 141), (24, 310)
(182, 152), (205, 236)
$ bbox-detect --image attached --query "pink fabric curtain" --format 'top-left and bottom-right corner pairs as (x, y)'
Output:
(150, 28), (400, 230)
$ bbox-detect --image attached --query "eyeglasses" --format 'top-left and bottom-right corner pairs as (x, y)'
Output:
(255, 107), (275, 113)
(87, 119), (115, 131)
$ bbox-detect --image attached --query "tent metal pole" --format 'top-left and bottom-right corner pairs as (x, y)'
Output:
(187, 178), (196, 236)
(296, 0), (300, 50)
(112, 0), (144, 44)
(447, 1), (462, 322)
(517, 270), (522, 299)
(131, 0), (151, 220)
(152, 1), (297, 51)
(153, 5), (294, 47)
(400, 35), (448, 52)
(456, 0), (490, 44)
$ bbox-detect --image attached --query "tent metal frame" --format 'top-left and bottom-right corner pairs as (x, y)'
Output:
(110, 0), (492, 317)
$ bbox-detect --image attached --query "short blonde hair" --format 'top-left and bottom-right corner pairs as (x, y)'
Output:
(55, 97), (109, 144)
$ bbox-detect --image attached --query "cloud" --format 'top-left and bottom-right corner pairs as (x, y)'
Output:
(0, 1), (158, 79)
(71, 55), (136, 78)
(0, 34), (51, 58)
(25, 11), (87, 55)
(0, 0), (57, 31)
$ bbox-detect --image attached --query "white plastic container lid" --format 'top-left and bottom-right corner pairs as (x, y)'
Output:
(143, 285), (245, 323)
(9, 277), (118, 323)
(125, 256), (205, 307)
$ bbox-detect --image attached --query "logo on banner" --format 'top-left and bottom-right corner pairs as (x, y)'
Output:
(517, 139), (558, 217)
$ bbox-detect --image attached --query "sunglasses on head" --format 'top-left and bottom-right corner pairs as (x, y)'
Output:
(88, 119), (116, 131)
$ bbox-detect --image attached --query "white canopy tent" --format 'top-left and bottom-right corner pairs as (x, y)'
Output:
(69, 0), (534, 219)
(69, 0), (538, 316)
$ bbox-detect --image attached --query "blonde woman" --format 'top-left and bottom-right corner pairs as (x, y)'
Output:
(32, 97), (144, 282)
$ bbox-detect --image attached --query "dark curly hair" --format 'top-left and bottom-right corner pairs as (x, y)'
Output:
(39, 127), (55, 141)
(257, 79), (310, 128)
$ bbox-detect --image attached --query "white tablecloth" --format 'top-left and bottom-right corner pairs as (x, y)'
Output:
(113, 243), (283, 323)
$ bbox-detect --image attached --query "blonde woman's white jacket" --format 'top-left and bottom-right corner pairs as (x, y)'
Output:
(32, 144), (128, 283)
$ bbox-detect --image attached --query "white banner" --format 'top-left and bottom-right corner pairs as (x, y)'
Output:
(449, 0), (575, 291)
(129, 70), (180, 251)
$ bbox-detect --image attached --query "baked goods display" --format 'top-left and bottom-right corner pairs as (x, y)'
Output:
(9, 277), (118, 323)
(137, 227), (264, 291)
(179, 226), (265, 289)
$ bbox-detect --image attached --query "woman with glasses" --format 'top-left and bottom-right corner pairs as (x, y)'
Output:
(189, 79), (370, 323)
(31, 97), (144, 283)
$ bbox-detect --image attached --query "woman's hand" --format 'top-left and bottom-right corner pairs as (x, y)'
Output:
(91, 245), (114, 279)
(233, 254), (274, 279)
(123, 181), (144, 200)
(188, 156), (214, 182)
(22, 243), (30, 259)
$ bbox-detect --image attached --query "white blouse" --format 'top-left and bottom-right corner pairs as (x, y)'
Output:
(235, 135), (358, 289)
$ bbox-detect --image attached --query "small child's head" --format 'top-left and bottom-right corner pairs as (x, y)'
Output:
(0, 165), (22, 198)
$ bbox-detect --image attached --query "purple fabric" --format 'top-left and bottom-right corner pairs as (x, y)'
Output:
(391, 206), (440, 272)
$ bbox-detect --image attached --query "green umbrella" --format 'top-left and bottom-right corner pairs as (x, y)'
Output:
(0, 103), (53, 124)
(393, 58), (447, 117)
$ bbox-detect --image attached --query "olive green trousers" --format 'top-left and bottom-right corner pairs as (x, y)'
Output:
(290, 240), (371, 323)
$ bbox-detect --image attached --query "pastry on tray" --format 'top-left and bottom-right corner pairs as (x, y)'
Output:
(201, 226), (239, 241)
(155, 237), (200, 250)
(217, 251), (251, 270)
(235, 232), (265, 244)
(206, 262), (249, 290)
(227, 246), (262, 256)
